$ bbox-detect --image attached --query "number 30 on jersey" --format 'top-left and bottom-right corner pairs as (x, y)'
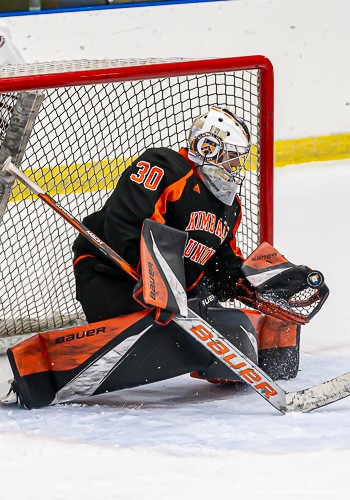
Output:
(130, 161), (164, 191)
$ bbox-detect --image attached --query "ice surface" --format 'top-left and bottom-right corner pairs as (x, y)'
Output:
(0, 159), (350, 499)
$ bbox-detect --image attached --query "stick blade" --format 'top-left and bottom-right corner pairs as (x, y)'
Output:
(285, 371), (350, 413)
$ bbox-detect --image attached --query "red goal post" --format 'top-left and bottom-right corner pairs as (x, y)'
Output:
(0, 55), (274, 342)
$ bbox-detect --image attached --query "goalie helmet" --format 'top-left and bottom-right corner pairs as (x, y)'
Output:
(188, 105), (251, 205)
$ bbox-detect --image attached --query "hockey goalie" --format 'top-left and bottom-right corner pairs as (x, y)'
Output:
(4, 105), (329, 409)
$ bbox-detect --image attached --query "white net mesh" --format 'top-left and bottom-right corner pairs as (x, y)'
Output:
(0, 58), (266, 338)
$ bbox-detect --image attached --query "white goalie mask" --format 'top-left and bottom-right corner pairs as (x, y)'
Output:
(188, 106), (251, 205)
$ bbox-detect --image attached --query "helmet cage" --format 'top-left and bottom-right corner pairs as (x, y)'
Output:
(189, 131), (249, 185)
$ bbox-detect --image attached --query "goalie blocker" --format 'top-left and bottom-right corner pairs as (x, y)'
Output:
(4, 220), (327, 409)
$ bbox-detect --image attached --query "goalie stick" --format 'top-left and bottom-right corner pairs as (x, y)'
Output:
(3, 157), (350, 414)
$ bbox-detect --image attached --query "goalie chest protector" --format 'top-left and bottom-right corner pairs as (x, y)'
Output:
(73, 147), (243, 289)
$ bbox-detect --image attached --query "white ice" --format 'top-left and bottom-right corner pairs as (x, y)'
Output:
(0, 159), (350, 499)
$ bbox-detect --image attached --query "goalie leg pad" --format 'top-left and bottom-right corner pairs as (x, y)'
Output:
(6, 310), (218, 409)
(188, 284), (301, 383)
(6, 310), (155, 408)
(258, 315), (301, 380)
(191, 307), (260, 383)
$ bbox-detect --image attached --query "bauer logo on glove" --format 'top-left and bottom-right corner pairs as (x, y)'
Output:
(234, 242), (329, 325)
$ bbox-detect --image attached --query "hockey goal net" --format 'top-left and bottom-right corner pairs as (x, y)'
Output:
(0, 56), (274, 342)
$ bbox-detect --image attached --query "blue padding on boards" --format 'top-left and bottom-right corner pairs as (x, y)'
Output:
(0, 0), (224, 18)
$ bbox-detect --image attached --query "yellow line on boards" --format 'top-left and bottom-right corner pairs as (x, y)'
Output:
(7, 133), (350, 201)
(9, 157), (134, 202)
(274, 133), (350, 168)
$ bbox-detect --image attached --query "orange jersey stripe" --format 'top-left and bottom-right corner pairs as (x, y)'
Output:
(73, 254), (97, 266)
(178, 147), (202, 181)
(187, 271), (205, 292)
(151, 169), (194, 224)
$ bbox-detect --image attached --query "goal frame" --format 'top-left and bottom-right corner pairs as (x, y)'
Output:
(0, 55), (274, 243)
(0, 55), (274, 347)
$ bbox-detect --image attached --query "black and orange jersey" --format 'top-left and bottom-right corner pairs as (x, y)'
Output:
(73, 147), (244, 300)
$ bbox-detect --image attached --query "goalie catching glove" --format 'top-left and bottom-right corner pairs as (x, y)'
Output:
(233, 242), (329, 325)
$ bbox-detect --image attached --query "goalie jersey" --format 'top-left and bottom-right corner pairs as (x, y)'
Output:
(73, 147), (244, 300)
